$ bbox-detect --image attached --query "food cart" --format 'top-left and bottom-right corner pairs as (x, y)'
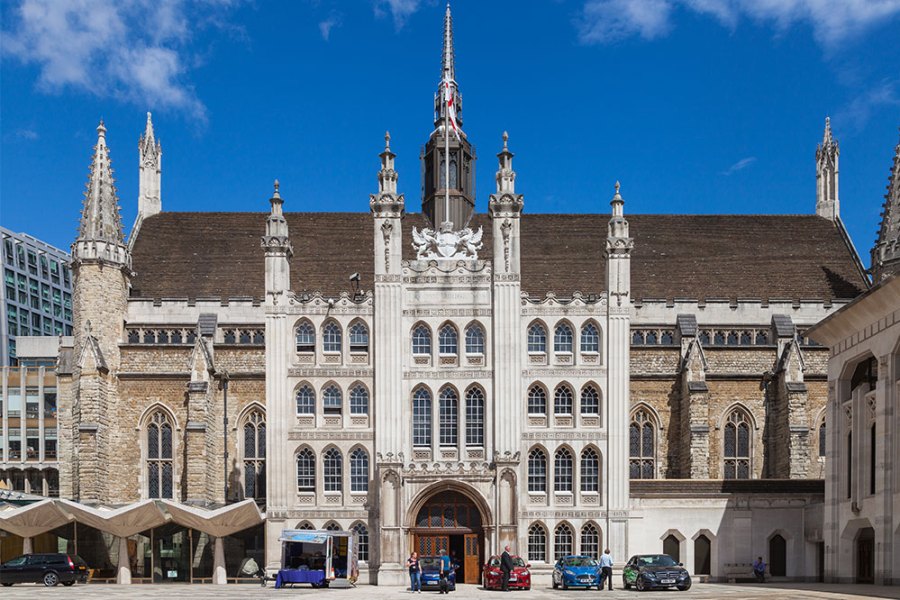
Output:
(275, 529), (358, 589)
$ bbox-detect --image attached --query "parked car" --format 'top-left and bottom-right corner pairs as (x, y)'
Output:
(0, 553), (89, 587)
(482, 554), (531, 590)
(622, 554), (691, 591)
(551, 555), (601, 589)
(419, 556), (457, 592)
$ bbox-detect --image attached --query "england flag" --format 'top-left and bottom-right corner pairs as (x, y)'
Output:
(443, 78), (461, 141)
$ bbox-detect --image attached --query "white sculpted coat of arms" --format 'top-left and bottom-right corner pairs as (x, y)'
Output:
(411, 221), (483, 260)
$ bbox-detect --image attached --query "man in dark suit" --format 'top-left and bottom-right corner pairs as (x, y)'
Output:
(500, 545), (514, 592)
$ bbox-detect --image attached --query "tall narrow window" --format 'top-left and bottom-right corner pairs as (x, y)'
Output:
(554, 324), (573, 353)
(297, 449), (315, 493)
(296, 385), (315, 415)
(323, 448), (342, 492)
(465, 387), (485, 447)
(412, 325), (432, 355)
(629, 409), (656, 479)
(243, 410), (266, 503)
(323, 322), (342, 353)
(528, 524), (547, 562)
(581, 385), (600, 415)
(353, 523), (369, 562)
(554, 448), (573, 492)
(439, 325), (458, 355)
(819, 420), (826, 457)
(349, 322), (369, 352)
(439, 387), (458, 446)
(870, 423), (876, 495)
(581, 323), (600, 354)
(413, 388), (432, 447)
(581, 524), (600, 559)
(528, 448), (547, 492)
(554, 385), (573, 415)
(323, 385), (342, 415)
(554, 524), (573, 559)
(528, 385), (547, 415)
(581, 448), (599, 493)
(350, 448), (369, 493)
(350, 385), (369, 415)
(296, 322), (315, 353)
(465, 324), (485, 355)
(724, 410), (751, 479)
(146, 411), (173, 499)
(527, 324), (547, 353)
(847, 432), (853, 499)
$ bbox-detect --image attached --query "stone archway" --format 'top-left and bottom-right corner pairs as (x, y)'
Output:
(406, 482), (492, 585)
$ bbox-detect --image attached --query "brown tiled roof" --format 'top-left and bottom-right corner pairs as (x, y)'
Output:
(129, 212), (867, 302)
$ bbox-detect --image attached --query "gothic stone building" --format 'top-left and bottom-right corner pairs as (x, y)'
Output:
(31, 6), (900, 586)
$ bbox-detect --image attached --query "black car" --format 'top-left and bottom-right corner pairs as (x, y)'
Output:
(0, 553), (89, 587)
(622, 554), (691, 591)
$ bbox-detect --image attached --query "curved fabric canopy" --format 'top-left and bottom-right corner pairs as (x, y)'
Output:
(56, 499), (168, 538)
(0, 499), (72, 538)
(159, 499), (264, 538)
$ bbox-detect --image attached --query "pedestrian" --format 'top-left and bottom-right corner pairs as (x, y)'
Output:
(439, 548), (452, 594)
(599, 548), (614, 591)
(407, 551), (421, 593)
(753, 556), (766, 583)
(500, 545), (514, 592)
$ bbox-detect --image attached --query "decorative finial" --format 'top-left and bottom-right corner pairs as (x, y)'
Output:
(146, 111), (152, 123)
(97, 120), (106, 136)
(615, 181), (621, 194)
(502, 131), (509, 148)
(385, 130), (391, 150)
(273, 179), (281, 199)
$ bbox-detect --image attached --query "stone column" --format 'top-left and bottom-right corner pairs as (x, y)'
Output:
(213, 536), (227, 584)
(116, 536), (131, 584)
(23, 536), (33, 555)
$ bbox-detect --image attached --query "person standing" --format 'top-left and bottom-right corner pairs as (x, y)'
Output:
(439, 548), (451, 594)
(753, 556), (766, 583)
(407, 551), (421, 593)
(599, 548), (614, 591)
(500, 545), (514, 592)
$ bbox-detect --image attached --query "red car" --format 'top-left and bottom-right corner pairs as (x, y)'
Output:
(483, 555), (531, 590)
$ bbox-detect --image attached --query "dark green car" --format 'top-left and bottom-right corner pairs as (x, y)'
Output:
(622, 554), (691, 591)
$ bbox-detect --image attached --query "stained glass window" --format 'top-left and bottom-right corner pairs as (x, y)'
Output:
(147, 411), (174, 498)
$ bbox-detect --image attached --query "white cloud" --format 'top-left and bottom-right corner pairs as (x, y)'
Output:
(2, 0), (243, 121)
(319, 12), (343, 41)
(578, 0), (900, 47)
(375, 0), (422, 30)
(15, 129), (39, 140)
(721, 156), (757, 175)
(836, 79), (900, 131)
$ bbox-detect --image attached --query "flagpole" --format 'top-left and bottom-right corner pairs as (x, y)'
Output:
(444, 81), (451, 227)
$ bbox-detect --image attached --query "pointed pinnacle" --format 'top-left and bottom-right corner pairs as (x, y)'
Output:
(273, 179), (281, 199)
(615, 181), (621, 195)
(823, 116), (833, 144)
(502, 131), (509, 149)
(97, 120), (107, 139)
(385, 130), (391, 150)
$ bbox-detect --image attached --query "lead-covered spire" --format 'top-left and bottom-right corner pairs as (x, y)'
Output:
(442, 3), (455, 83)
(872, 129), (900, 282)
(434, 3), (462, 130)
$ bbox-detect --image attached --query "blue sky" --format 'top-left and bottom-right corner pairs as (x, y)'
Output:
(2, 0), (899, 270)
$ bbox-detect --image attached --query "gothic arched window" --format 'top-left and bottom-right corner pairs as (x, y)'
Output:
(296, 384), (315, 415)
(439, 324), (458, 355)
(581, 323), (600, 354)
(554, 523), (574, 559)
(527, 324), (547, 353)
(439, 387), (458, 446)
(818, 419), (826, 457)
(465, 387), (485, 447)
(325, 521), (341, 531)
(724, 409), (751, 479)
(412, 388), (432, 447)
(146, 410), (174, 499)
(554, 324), (573, 354)
(465, 324), (485, 355)
(629, 409), (656, 479)
(528, 448), (547, 492)
(352, 522), (369, 562)
(554, 385), (573, 415)
(528, 523), (547, 563)
(322, 322), (342, 353)
(554, 448), (573, 492)
(350, 384), (369, 415)
(349, 322), (369, 352)
(323, 448), (342, 492)
(528, 385), (547, 415)
(323, 384), (342, 415)
(581, 524), (600, 559)
(581, 448), (599, 493)
(296, 448), (315, 493)
(350, 448), (369, 493)
(581, 385), (600, 415)
(243, 409), (266, 503)
(412, 325), (432, 356)
(295, 321), (315, 353)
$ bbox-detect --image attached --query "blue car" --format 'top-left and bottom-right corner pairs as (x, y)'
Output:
(552, 555), (601, 590)
(419, 556), (457, 592)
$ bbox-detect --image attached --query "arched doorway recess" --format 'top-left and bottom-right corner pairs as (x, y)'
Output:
(409, 489), (486, 584)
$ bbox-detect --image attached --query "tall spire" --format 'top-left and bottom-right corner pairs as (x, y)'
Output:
(871, 129), (900, 282)
(138, 112), (162, 217)
(816, 116), (840, 220)
(434, 3), (462, 130)
(442, 3), (455, 83)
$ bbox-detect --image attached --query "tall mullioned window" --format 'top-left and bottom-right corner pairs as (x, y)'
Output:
(146, 411), (174, 499)
(413, 388), (432, 447)
(723, 409), (751, 479)
(465, 388), (485, 446)
(528, 386), (547, 415)
(581, 448), (599, 493)
(323, 322), (342, 353)
(554, 448), (573, 492)
(296, 449), (315, 493)
(581, 524), (600, 559)
(554, 324), (573, 353)
(295, 322), (315, 353)
(349, 322), (369, 352)
(439, 387), (458, 446)
(412, 325), (432, 356)
(528, 448), (547, 492)
(581, 323), (600, 354)
(527, 324), (547, 353)
(323, 448), (342, 492)
(554, 524), (573, 559)
(629, 409), (656, 479)
(581, 385), (599, 415)
(350, 448), (369, 492)
(554, 385), (573, 415)
(323, 385), (342, 415)
(465, 324), (485, 355)
(439, 325), (458, 355)
(353, 523), (369, 562)
(296, 385), (315, 415)
(243, 410), (266, 503)
(350, 385), (369, 415)
(818, 420), (826, 457)
(528, 524), (547, 562)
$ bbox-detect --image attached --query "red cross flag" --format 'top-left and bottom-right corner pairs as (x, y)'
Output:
(443, 78), (461, 141)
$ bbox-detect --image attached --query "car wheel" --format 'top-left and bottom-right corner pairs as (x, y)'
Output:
(43, 571), (60, 587)
(1, 583), (13, 587)
(62, 581), (75, 587)
(678, 581), (692, 591)
(562, 579), (568, 590)
(635, 576), (646, 592)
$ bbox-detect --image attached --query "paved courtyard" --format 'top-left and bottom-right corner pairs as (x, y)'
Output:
(0, 582), (898, 599)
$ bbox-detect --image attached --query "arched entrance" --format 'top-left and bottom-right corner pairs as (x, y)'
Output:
(410, 490), (484, 584)
(856, 527), (875, 583)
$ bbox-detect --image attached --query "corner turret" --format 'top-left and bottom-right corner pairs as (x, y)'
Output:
(816, 117), (840, 220)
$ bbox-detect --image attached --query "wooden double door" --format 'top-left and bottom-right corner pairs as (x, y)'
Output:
(414, 533), (481, 584)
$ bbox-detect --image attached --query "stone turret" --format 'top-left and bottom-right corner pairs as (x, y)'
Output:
(816, 117), (840, 221)
(138, 112), (162, 218)
(371, 132), (405, 275)
(261, 180), (293, 298)
(871, 130), (900, 282)
(489, 132), (523, 274)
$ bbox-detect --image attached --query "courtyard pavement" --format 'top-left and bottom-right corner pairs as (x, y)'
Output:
(0, 582), (899, 599)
